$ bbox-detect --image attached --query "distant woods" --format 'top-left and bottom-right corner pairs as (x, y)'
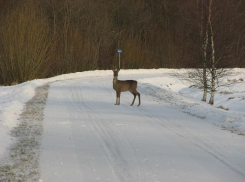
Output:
(0, 0), (245, 85)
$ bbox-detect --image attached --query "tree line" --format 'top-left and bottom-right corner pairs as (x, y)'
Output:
(0, 0), (245, 85)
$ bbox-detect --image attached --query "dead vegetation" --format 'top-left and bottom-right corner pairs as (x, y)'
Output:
(0, 85), (49, 182)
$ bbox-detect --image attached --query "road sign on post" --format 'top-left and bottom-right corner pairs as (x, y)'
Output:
(117, 49), (122, 69)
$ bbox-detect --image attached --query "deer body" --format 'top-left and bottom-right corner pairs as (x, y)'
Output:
(113, 69), (141, 106)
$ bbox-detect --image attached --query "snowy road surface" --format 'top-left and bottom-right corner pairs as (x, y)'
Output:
(39, 73), (245, 182)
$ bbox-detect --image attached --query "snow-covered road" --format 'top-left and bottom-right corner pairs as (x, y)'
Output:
(39, 73), (245, 182)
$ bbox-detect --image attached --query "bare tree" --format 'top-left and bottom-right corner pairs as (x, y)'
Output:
(0, 0), (244, 85)
(185, 0), (243, 105)
(208, 0), (216, 105)
(200, 0), (209, 102)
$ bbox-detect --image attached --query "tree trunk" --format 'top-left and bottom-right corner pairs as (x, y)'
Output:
(209, 29), (216, 105)
(203, 64), (208, 101)
(208, 0), (216, 105)
(209, 67), (215, 105)
(199, 0), (209, 102)
(202, 21), (209, 102)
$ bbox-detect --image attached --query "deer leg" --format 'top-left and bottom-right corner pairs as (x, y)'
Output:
(137, 92), (141, 106)
(117, 91), (121, 105)
(130, 92), (136, 106)
(115, 91), (119, 105)
(115, 91), (121, 105)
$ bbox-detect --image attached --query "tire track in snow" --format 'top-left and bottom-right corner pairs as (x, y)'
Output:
(100, 83), (146, 182)
(103, 78), (245, 180)
(127, 97), (245, 180)
(69, 82), (145, 182)
(60, 77), (245, 181)
(70, 85), (144, 182)
(103, 82), (147, 181)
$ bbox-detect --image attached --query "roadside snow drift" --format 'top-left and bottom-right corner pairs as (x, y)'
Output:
(0, 69), (245, 182)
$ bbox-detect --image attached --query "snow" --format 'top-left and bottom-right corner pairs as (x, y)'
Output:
(0, 70), (112, 159)
(0, 69), (245, 181)
(138, 68), (245, 134)
(0, 81), (38, 158)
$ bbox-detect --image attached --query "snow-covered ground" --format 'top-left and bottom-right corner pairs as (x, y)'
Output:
(0, 70), (113, 159)
(0, 69), (245, 181)
(139, 68), (245, 134)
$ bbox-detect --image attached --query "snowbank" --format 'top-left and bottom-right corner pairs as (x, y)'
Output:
(0, 68), (245, 159)
(139, 68), (245, 135)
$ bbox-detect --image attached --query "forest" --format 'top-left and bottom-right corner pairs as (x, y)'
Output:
(0, 0), (245, 85)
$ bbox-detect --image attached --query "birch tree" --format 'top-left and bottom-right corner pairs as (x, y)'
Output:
(207, 0), (216, 105)
(200, 0), (209, 102)
(185, 0), (209, 102)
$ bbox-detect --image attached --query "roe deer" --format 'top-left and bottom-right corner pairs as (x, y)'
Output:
(113, 68), (141, 106)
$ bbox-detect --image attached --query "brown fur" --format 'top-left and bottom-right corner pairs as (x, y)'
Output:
(113, 68), (141, 106)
